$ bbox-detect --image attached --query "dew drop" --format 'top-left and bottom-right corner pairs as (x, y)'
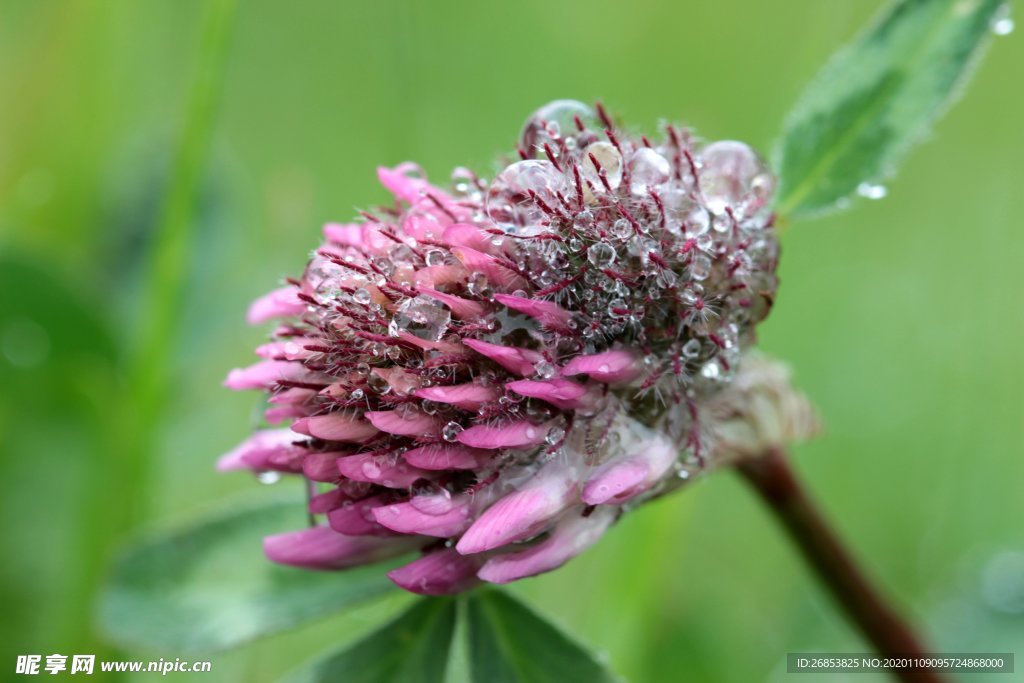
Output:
(442, 421), (463, 442)
(581, 141), (623, 191)
(486, 160), (570, 236)
(361, 461), (382, 480)
(610, 218), (633, 239)
(367, 372), (391, 394)
(545, 426), (565, 445)
(424, 249), (446, 267)
(681, 338), (701, 358)
(255, 470), (282, 485)
(628, 147), (671, 195)
(698, 141), (774, 216)
(991, 4), (1014, 35)
(533, 360), (557, 379)
(856, 182), (887, 200)
(686, 207), (710, 236)
(520, 100), (600, 154)
(587, 242), (617, 267)
(388, 295), (452, 341)
(690, 254), (712, 281)
(981, 550), (1024, 614)
(700, 360), (722, 380)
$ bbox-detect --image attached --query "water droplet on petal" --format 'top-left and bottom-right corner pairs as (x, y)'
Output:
(255, 470), (282, 485)
(581, 141), (623, 191)
(700, 360), (722, 380)
(698, 141), (774, 216)
(388, 296), (452, 342)
(610, 218), (633, 239)
(361, 461), (382, 480)
(628, 148), (671, 195)
(520, 100), (600, 154)
(587, 242), (616, 267)
(690, 254), (712, 280)
(533, 360), (556, 379)
(367, 373), (391, 394)
(486, 160), (570, 236)
(686, 207), (710, 236)
(545, 426), (565, 445)
(442, 421), (463, 442)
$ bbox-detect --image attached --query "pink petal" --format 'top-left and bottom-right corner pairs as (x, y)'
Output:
(418, 287), (489, 319)
(412, 264), (469, 290)
(457, 420), (548, 450)
(291, 414), (379, 442)
(478, 506), (616, 584)
(217, 429), (304, 472)
(327, 494), (395, 536)
(269, 387), (316, 405)
(255, 339), (316, 361)
(303, 451), (347, 482)
(493, 293), (572, 331)
(395, 330), (462, 354)
(378, 163), (431, 205)
(408, 487), (457, 514)
(224, 360), (307, 390)
(365, 410), (443, 437)
(505, 378), (597, 411)
(308, 488), (348, 515)
(264, 405), (305, 424)
(402, 444), (493, 470)
(263, 526), (417, 570)
(370, 368), (421, 397)
(323, 222), (392, 254)
(401, 213), (445, 242)
(336, 453), (432, 488)
(561, 349), (643, 384)
(441, 223), (498, 252)
(247, 286), (304, 324)
(414, 383), (499, 411)
(322, 222), (362, 246)
(456, 464), (576, 554)
(462, 338), (544, 377)
(372, 499), (472, 537)
(451, 246), (528, 290)
(582, 432), (677, 505)
(387, 549), (483, 595)
(410, 194), (467, 223)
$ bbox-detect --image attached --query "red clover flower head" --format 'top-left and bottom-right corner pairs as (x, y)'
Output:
(223, 101), (782, 594)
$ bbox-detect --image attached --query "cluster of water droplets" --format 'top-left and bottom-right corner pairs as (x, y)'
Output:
(481, 100), (779, 399)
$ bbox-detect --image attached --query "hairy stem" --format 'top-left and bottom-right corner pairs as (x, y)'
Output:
(737, 448), (947, 683)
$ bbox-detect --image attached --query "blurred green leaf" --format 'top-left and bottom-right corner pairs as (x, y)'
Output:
(98, 498), (398, 653)
(283, 597), (456, 683)
(773, 0), (1002, 218)
(465, 590), (623, 683)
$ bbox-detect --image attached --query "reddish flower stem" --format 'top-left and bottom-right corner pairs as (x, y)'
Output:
(736, 448), (947, 683)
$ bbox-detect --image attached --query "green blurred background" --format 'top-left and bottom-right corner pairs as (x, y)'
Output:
(1, 0), (1021, 681)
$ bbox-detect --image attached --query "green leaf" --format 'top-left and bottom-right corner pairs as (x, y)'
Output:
(465, 590), (623, 683)
(283, 598), (457, 683)
(773, 0), (1004, 218)
(98, 498), (398, 653)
